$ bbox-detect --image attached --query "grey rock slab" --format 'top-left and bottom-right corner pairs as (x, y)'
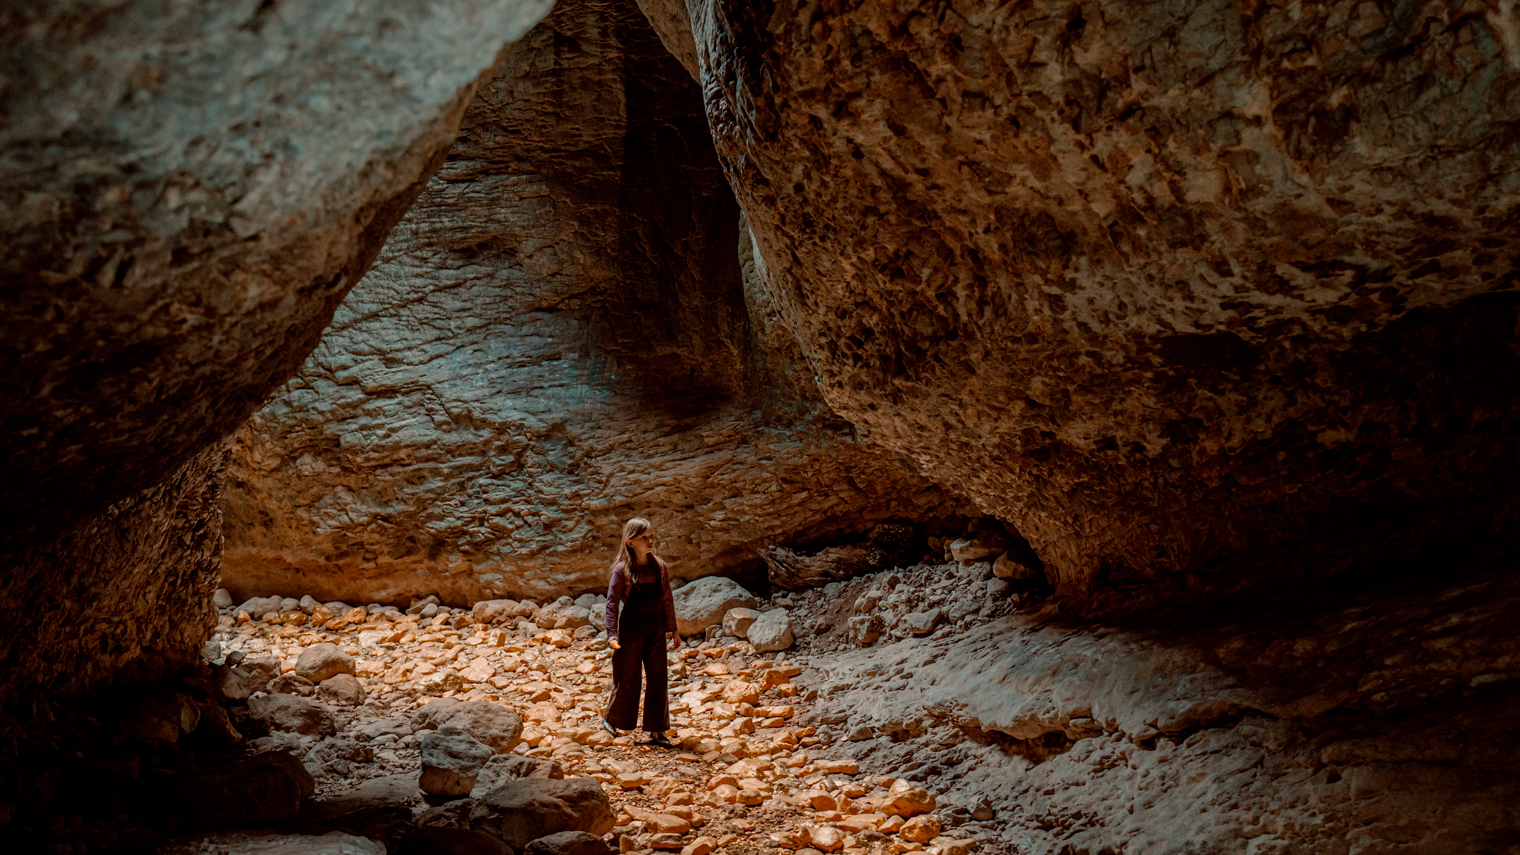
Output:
(305, 735), (375, 779)
(303, 773), (425, 831)
(153, 751), (315, 829)
(903, 609), (944, 638)
(356, 715), (415, 741)
(420, 726), (495, 796)
(469, 777), (614, 851)
(415, 699), (524, 755)
(848, 614), (886, 646)
(474, 754), (565, 794)
(747, 609), (795, 652)
(268, 674), (317, 697)
(219, 658), (282, 701)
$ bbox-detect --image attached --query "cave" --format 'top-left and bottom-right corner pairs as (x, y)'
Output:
(1, 0), (1517, 853)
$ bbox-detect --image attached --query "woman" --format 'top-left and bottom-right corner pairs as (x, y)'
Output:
(602, 517), (682, 745)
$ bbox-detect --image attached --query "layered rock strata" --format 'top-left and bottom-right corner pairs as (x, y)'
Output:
(221, 0), (964, 605)
(0, 0), (553, 697)
(659, 0), (1520, 606)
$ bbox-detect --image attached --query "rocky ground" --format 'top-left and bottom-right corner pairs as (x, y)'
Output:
(152, 562), (1005, 855)
(7, 536), (1517, 854)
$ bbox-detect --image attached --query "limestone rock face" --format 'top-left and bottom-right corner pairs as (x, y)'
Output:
(0, 1), (553, 697)
(220, 0), (966, 605)
(677, 0), (1520, 606)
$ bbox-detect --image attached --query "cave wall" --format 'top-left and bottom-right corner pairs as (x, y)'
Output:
(0, 0), (554, 697)
(219, 0), (967, 606)
(647, 0), (1520, 608)
(0, 445), (228, 699)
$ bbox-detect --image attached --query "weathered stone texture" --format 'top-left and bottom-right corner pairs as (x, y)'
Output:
(220, 0), (964, 605)
(0, 0), (552, 698)
(807, 568), (1520, 854)
(0, 0), (552, 543)
(676, 0), (1520, 606)
(0, 444), (227, 698)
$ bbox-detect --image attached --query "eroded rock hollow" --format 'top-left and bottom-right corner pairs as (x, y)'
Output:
(219, 0), (965, 605)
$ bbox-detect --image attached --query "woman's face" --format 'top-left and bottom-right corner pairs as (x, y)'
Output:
(627, 530), (655, 555)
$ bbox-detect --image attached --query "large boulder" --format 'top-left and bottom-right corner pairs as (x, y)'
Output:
(317, 674), (367, 707)
(0, 0), (556, 700)
(672, 0), (1520, 610)
(746, 609), (794, 653)
(415, 699), (524, 754)
(248, 694), (339, 737)
(671, 577), (759, 637)
(475, 756), (566, 794)
(296, 643), (357, 684)
(302, 774), (426, 842)
(469, 778), (614, 852)
(420, 727), (496, 797)
(217, 0), (968, 607)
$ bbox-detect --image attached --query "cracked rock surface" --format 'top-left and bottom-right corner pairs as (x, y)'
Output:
(669, 0), (1520, 607)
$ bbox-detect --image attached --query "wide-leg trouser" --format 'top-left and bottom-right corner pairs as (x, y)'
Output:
(605, 615), (668, 732)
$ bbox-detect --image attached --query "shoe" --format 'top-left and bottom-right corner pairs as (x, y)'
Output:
(648, 731), (673, 747)
(602, 718), (620, 736)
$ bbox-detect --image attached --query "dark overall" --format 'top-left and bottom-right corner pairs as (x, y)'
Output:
(605, 571), (669, 732)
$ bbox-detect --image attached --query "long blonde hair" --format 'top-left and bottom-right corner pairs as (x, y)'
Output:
(610, 517), (657, 579)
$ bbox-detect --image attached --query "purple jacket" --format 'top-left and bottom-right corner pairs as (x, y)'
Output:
(605, 556), (677, 641)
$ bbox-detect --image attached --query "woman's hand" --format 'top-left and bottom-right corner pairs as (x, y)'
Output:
(669, 631), (683, 650)
(609, 637), (621, 650)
